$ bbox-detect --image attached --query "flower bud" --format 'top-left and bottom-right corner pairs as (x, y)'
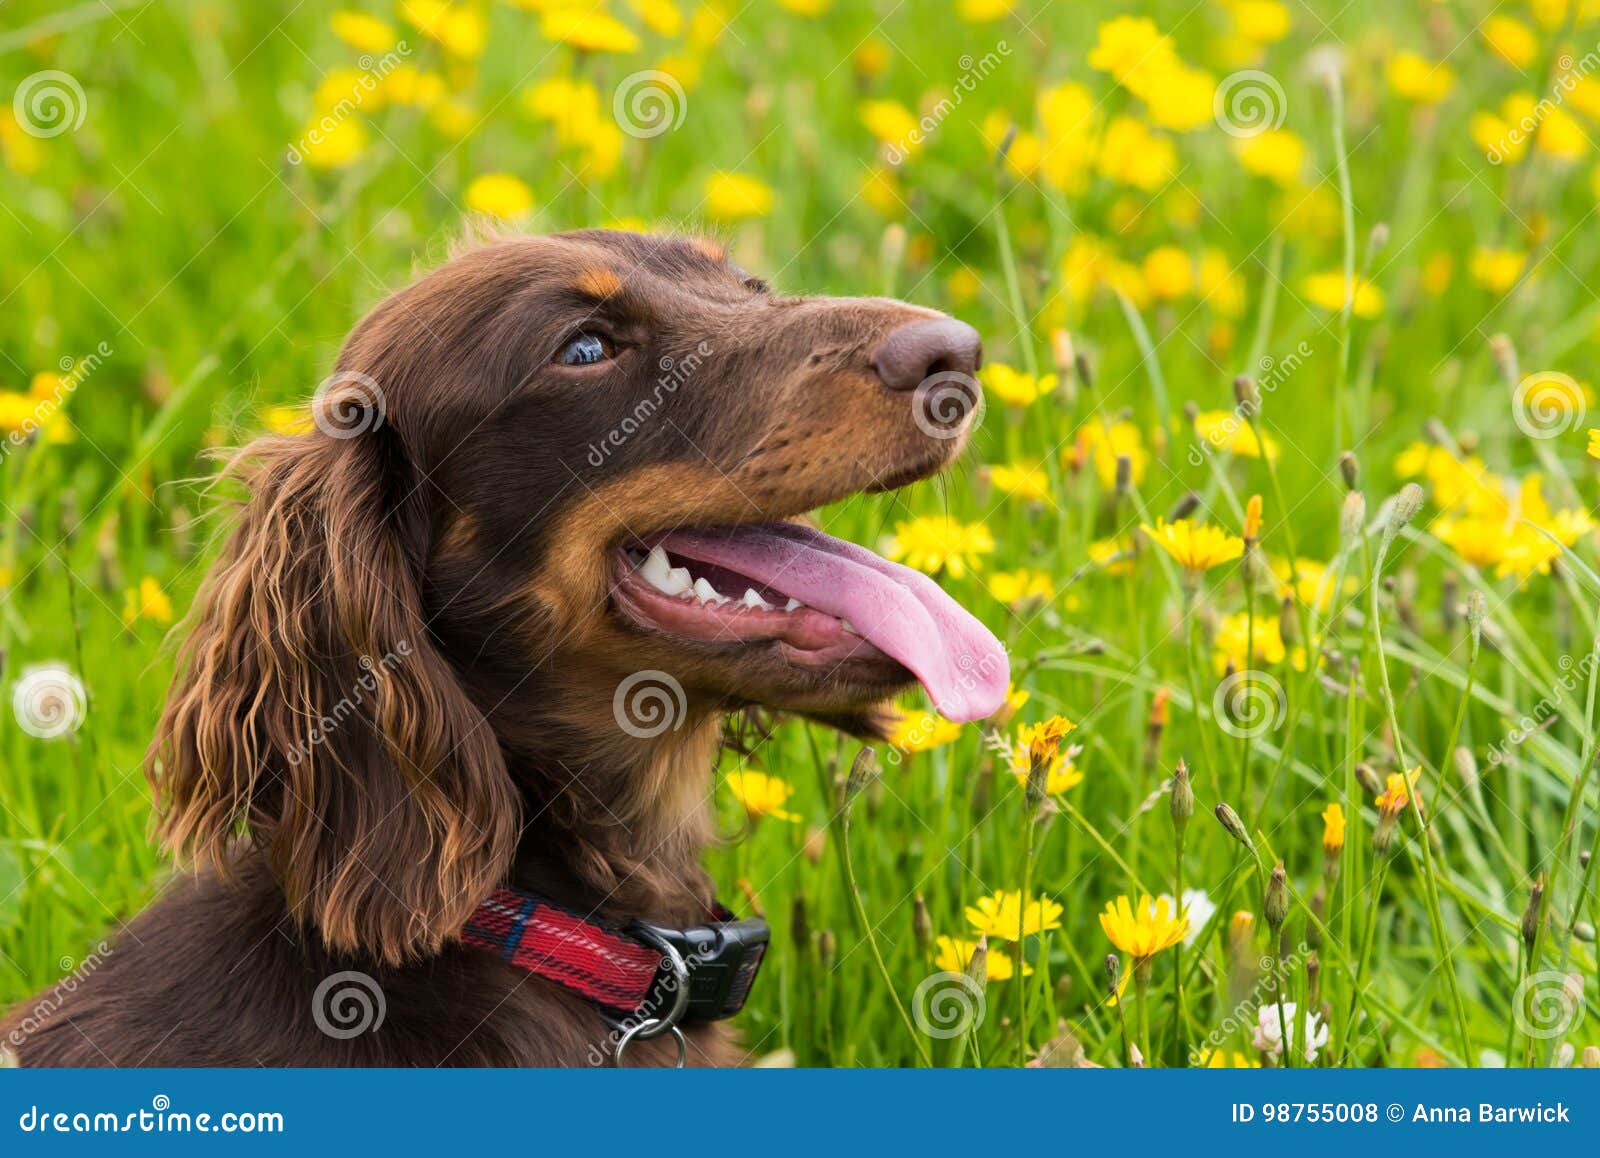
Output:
(791, 894), (810, 951)
(1214, 802), (1254, 850)
(1233, 374), (1261, 413)
(965, 935), (989, 989)
(1521, 876), (1545, 952)
(1572, 920), (1595, 944)
(1339, 450), (1360, 491)
(818, 929), (836, 969)
(1264, 862), (1288, 932)
(912, 894), (932, 954)
(1379, 483), (1426, 558)
(1104, 953), (1120, 998)
(845, 747), (879, 801)
(1355, 762), (1382, 797)
(1170, 758), (1193, 834)
(1339, 490), (1367, 549)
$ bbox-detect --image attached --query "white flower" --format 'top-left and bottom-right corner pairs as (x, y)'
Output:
(1158, 888), (1217, 947)
(1253, 1001), (1330, 1064)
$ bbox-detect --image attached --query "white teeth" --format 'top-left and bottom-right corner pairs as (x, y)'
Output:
(840, 619), (858, 635)
(741, 588), (773, 610)
(692, 577), (727, 604)
(665, 566), (693, 596)
(640, 545), (673, 590)
(784, 598), (802, 612)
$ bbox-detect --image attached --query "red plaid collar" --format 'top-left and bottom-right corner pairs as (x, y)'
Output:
(462, 887), (663, 1014)
(461, 885), (768, 1023)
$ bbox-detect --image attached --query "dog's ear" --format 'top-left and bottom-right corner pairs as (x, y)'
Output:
(149, 382), (520, 965)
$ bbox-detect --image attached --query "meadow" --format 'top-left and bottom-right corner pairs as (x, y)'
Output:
(3, 0), (1600, 1068)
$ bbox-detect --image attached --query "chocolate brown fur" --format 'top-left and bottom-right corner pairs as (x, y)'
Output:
(2, 230), (973, 1067)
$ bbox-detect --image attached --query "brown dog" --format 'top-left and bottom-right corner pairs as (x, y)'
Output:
(2, 229), (1006, 1066)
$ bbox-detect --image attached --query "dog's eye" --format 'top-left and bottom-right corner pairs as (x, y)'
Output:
(557, 333), (614, 366)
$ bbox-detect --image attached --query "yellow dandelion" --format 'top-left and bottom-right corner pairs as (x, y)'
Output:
(540, 6), (641, 53)
(1322, 802), (1345, 853)
(1233, 128), (1305, 187)
(400, 0), (486, 58)
(1387, 52), (1454, 103)
(465, 173), (534, 219)
(966, 890), (1063, 941)
(1482, 14), (1538, 69)
(987, 462), (1052, 504)
(1141, 518), (1245, 574)
(1099, 894), (1189, 961)
(725, 770), (800, 823)
(1301, 270), (1384, 318)
(887, 710), (963, 753)
(1197, 1048), (1262, 1068)
(331, 10), (398, 53)
(987, 568), (1054, 607)
(980, 363), (1056, 408)
(704, 171), (774, 221)
(1470, 247), (1528, 295)
(1194, 410), (1279, 460)
(1375, 767), (1422, 818)
(883, 516), (994, 578)
(122, 576), (175, 627)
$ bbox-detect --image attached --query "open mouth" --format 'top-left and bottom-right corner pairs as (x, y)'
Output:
(611, 521), (1009, 723)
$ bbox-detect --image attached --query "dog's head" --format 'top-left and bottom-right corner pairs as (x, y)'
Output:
(151, 230), (1007, 962)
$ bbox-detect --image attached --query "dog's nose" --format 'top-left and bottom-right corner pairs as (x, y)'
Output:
(870, 317), (983, 392)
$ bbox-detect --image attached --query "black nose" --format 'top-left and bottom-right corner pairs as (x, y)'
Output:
(870, 317), (983, 392)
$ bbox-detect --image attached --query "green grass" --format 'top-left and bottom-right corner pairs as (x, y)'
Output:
(2, 0), (1599, 1067)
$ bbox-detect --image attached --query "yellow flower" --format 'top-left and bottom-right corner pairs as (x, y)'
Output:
(298, 115), (369, 168)
(1421, 251), (1454, 296)
(704, 171), (774, 221)
(1087, 16), (1178, 94)
(331, 10), (398, 52)
(400, 0), (486, 58)
(1375, 768), (1422, 817)
(1274, 557), (1353, 610)
(957, 0), (1015, 20)
(854, 38), (891, 78)
(381, 65), (446, 108)
(1471, 93), (1537, 164)
(987, 462), (1051, 504)
(1212, 612), (1297, 674)
(1194, 410), (1279, 459)
(1482, 14), (1538, 68)
(1387, 52), (1454, 103)
(980, 363), (1054, 408)
(465, 173), (534, 219)
(726, 770), (800, 822)
(1074, 419), (1149, 489)
(0, 109), (43, 176)
(1060, 234), (1148, 307)
(987, 568), (1054, 607)
(966, 890), (1063, 941)
(1089, 536), (1136, 576)
(1588, 428), (1600, 460)
(946, 266), (982, 305)
(261, 405), (313, 435)
(1537, 107), (1588, 161)
(859, 166), (904, 217)
(934, 935), (1027, 979)
(887, 710), (963, 753)
(1301, 270), (1384, 318)
(1233, 128), (1305, 187)
(1197, 248), (1246, 316)
(1141, 518), (1245, 574)
(1142, 245), (1194, 300)
(1137, 63), (1216, 132)
(1470, 247), (1528, 294)
(777, 0), (829, 14)
(1197, 1048), (1262, 1067)
(1243, 494), (1264, 541)
(1228, 0), (1289, 43)
(541, 6), (641, 53)
(884, 516), (994, 578)
(859, 99), (919, 152)
(1036, 82), (1098, 192)
(1096, 115), (1176, 191)
(1099, 894), (1189, 961)
(1005, 719), (1082, 796)
(122, 576), (175, 626)
(630, 0), (683, 37)
(1322, 802), (1345, 853)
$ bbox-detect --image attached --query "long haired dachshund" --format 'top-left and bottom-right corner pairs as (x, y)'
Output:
(3, 230), (1007, 1066)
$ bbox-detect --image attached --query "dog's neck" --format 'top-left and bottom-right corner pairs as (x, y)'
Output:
(505, 710), (722, 928)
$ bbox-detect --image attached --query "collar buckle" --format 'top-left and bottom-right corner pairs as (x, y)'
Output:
(628, 914), (769, 1024)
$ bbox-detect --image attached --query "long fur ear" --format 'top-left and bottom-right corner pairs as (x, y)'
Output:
(149, 407), (520, 965)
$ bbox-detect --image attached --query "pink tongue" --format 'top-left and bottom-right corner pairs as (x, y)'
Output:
(661, 523), (1010, 723)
